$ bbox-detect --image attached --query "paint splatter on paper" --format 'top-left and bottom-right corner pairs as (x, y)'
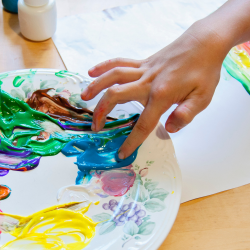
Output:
(223, 41), (250, 93)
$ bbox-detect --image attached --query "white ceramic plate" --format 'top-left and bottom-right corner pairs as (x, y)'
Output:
(0, 69), (181, 250)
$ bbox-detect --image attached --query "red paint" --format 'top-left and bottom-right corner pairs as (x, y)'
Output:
(237, 42), (250, 56)
(94, 165), (136, 196)
(95, 100), (108, 126)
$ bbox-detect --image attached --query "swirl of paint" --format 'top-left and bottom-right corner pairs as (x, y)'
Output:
(0, 202), (98, 249)
(223, 41), (250, 94)
(0, 88), (139, 187)
(27, 89), (115, 123)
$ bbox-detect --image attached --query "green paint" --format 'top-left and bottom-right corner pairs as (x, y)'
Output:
(223, 55), (250, 94)
(0, 89), (68, 156)
(29, 69), (37, 75)
(13, 76), (25, 88)
(55, 70), (78, 78)
(0, 73), (8, 80)
(27, 138), (68, 156)
(223, 50), (250, 95)
(0, 89), (138, 158)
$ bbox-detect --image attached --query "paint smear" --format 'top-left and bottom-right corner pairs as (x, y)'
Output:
(223, 41), (250, 94)
(0, 202), (98, 250)
(58, 165), (136, 202)
(0, 185), (11, 200)
(27, 89), (115, 123)
(0, 88), (139, 192)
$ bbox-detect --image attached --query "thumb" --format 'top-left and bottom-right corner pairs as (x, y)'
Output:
(165, 98), (208, 133)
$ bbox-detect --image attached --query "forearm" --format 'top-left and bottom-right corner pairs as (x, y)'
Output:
(185, 0), (250, 62)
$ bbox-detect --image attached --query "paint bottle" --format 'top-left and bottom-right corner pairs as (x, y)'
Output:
(18, 0), (57, 41)
(2, 0), (18, 13)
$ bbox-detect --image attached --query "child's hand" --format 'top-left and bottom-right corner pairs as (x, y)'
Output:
(81, 0), (250, 159)
(81, 21), (225, 159)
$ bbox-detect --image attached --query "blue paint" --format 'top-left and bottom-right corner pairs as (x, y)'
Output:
(61, 127), (139, 184)
(2, 0), (18, 13)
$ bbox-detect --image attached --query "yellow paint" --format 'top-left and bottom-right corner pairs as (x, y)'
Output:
(171, 191), (174, 194)
(1, 201), (98, 250)
(232, 47), (250, 68)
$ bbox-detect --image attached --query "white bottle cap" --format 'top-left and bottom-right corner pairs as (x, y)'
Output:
(24, 0), (49, 7)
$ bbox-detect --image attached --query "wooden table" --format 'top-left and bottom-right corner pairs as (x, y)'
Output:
(1, 1), (250, 249)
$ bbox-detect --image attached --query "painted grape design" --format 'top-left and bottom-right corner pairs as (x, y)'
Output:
(92, 162), (170, 247)
(102, 199), (146, 227)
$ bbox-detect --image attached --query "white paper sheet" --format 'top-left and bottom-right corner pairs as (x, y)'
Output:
(51, 0), (250, 203)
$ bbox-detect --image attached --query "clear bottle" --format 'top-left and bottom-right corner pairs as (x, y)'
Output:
(18, 0), (57, 41)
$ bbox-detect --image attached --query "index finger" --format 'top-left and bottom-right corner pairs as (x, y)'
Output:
(88, 57), (142, 77)
(118, 101), (163, 159)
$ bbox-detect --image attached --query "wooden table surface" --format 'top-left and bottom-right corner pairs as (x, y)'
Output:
(1, 1), (250, 249)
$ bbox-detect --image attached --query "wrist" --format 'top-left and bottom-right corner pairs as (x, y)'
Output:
(184, 20), (230, 64)
(190, 0), (250, 55)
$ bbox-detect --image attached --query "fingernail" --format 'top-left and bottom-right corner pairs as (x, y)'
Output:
(89, 67), (95, 72)
(81, 88), (89, 99)
(166, 123), (179, 133)
(118, 150), (125, 160)
(91, 122), (96, 131)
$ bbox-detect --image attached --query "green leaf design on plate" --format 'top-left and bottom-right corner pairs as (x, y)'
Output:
(144, 181), (158, 192)
(118, 114), (125, 119)
(92, 213), (112, 226)
(99, 221), (116, 235)
(123, 221), (139, 236)
(138, 221), (156, 235)
(22, 82), (34, 98)
(134, 236), (141, 240)
(69, 93), (87, 108)
(142, 215), (151, 222)
(56, 86), (65, 92)
(13, 76), (25, 87)
(10, 89), (25, 101)
(144, 198), (166, 212)
(40, 80), (58, 90)
(150, 188), (169, 201)
(131, 179), (148, 202)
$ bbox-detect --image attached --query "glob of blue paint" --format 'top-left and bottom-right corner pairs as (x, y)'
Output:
(61, 127), (139, 184)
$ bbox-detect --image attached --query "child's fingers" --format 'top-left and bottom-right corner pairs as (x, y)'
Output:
(92, 81), (146, 132)
(165, 94), (211, 133)
(81, 67), (144, 101)
(118, 100), (166, 159)
(88, 57), (142, 77)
